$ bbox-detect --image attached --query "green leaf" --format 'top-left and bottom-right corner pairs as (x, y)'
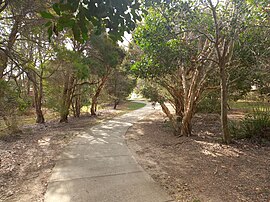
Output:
(72, 23), (82, 42)
(59, 15), (75, 27)
(79, 20), (88, 41)
(40, 11), (55, 19)
(53, 3), (61, 15)
(44, 21), (52, 27)
(48, 26), (53, 42)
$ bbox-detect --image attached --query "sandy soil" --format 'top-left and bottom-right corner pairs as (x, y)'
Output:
(125, 111), (270, 202)
(0, 109), (120, 202)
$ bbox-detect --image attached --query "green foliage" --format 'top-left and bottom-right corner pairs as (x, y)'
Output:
(232, 25), (270, 100)
(106, 68), (136, 104)
(56, 49), (89, 80)
(0, 80), (29, 116)
(197, 91), (220, 113)
(229, 107), (270, 141)
(45, 49), (89, 113)
(90, 34), (125, 69)
(43, 0), (142, 42)
(139, 82), (170, 104)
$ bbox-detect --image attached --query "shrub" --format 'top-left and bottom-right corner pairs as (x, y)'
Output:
(197, 91), (220, 113)
(229, 107), (270, 141)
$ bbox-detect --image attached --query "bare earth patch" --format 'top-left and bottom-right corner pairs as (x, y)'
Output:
(125, 111), (270, 202)
(0, 108), (123, 202)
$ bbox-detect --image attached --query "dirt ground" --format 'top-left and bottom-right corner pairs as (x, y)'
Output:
(0, 108), (122, 202)
(126, 111), (270, 202)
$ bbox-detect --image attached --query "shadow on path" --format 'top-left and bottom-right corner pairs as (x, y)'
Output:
(44, 103), (173, 202)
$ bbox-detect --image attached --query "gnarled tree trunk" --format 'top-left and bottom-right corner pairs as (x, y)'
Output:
(91, 76), (108, 116)
(60, 74), (75, 123)
(72, 96), (81, 118)
(33, 78), (45, 123)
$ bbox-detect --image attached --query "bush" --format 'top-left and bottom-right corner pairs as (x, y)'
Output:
(229, 107), (270, 141)
(197, 91), (220, 113)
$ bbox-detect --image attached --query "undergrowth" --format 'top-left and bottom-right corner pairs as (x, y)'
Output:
(229, 107), (270, 142)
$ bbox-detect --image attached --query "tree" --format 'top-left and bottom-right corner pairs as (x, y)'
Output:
(136, 0), (269, 142)
(0, 0), (48, 79)
(0, 0), (50, 129)
(17, 28), (55, 124)
(41, 0), (142, 42)
(200, 0), (269, 143)
(106, 67), (136, 109)
(46, 49), (89, 122)
(86, 34), (125, 115)
(133, 5), (216, 136)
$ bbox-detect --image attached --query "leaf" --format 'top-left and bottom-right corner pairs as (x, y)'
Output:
(53, 3), (61, 15)
(44, 21), (52, 27)
(79, 20), (88, 41)
(48, 26), (53, 42)
(59, 15), (75, 27)
(40, 11), (55, 19)
(72, 23), (82, 42)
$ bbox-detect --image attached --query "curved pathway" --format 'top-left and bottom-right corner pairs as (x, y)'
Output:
(44, 103), (172, 202)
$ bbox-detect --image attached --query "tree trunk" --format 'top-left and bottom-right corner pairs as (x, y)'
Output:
(181, 110), (193, 136)
(113, 99), (120, 109)
(59, 112), (69, 123)
(220, 66), (231, 144)
(0, 18), (20, 79)
(73, 96), (81, 117)
(91, 95), (98, 115)
(60, 75), (74, 122)
(90, 76), (109, 116)
(160, 102), (181, 134)
(33, 82), (45, 124)
(72, 84), (82, 118)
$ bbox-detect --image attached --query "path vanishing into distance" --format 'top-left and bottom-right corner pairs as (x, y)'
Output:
(44, 102), (173, 202)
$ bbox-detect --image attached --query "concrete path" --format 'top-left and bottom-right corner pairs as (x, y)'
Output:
(44, 103), (173, 202)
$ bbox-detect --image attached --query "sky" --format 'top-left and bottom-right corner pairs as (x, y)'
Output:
(118, 32), (132, 50)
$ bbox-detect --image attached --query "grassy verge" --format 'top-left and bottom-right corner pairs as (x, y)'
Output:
(0, 101), (147, 133)
(229, 101), (270, 112)
(122, 101), (146, 111)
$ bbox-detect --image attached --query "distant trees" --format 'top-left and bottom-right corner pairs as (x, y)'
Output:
(86, 35), (125, 115)
(106, 68), (136, 109)
(45, 50), (88, 122)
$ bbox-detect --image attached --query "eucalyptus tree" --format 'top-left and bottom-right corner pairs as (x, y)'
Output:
(20, 31), (55, 124)
(46, 49), (89, 122)
(133, 4), (217, 136)
(106, 66), (136, 109)
(0, 0), (48, 79)
(197, 0), (269, 143)
(134, 0), (269, 141)
(0, 0), (51, 130)
(86, 34), (125, 115)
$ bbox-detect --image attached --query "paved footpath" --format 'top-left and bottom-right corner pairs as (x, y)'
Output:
(44, 103), (173, 202)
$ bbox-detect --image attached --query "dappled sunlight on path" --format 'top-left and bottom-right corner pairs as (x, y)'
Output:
(44, 103), (172, 202)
